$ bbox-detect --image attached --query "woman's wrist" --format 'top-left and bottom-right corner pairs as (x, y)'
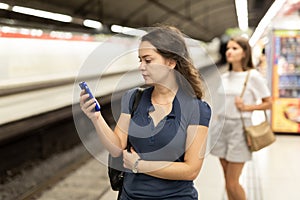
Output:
(132, 158), (142, 173)
(91, 112), (102, 123)
(243, 105), (251, 111)
(241, 104), (253, 112)
(135, 159), (145, 173)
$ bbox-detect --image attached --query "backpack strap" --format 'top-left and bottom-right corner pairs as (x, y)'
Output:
(126, 87), (145, 151)
(129, 87), (145, 117)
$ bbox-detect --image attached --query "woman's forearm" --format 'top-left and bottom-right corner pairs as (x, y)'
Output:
(244, 97), (272, 111)
(244, 102), (271, 111)
(91, 113), (123, 157)
(137, 159), (203, 181)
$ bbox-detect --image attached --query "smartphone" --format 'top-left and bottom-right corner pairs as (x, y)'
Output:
(79, 81), (101, 112)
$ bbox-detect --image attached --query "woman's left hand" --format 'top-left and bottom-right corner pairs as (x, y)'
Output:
(123, 147), (141, 170)
(235, 96), (245, 111)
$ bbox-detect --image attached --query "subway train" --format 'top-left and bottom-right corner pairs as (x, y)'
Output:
(0, 27), (220, 127)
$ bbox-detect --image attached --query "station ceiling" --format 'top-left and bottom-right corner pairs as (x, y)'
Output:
(0, 0), (274, 42)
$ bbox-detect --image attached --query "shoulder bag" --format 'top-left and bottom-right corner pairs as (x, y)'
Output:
(239, 71), (276, 152)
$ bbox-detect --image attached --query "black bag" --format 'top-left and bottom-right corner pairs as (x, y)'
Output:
(108, 88), (144, 192)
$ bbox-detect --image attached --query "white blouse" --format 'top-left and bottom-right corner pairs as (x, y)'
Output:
(216, 69), (271, 119)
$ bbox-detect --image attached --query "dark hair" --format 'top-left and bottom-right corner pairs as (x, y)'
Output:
(228, 37), (254, 71)
(141, 26), (204, 99)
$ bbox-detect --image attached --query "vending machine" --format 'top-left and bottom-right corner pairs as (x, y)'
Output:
(271, 30), (300, 133)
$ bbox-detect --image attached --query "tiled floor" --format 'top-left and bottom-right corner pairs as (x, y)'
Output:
(195, 134), (300, 200)
(254, 134), (300, 200)
(37, 133), (300, 200)
(37, 64), (300, 199)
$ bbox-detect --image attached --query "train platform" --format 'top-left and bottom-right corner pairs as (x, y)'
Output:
(34, 134), (300, 200)
(1, 63), (300, 200)
(2, 1), (300, 199)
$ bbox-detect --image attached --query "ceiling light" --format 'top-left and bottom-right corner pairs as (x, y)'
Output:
(30, 29), (43, 37)
(83, 19), (103, 29)
(1, 26), (18, 34)
(19, 28), (30, 35)
(0, 3), (9, 10)
(235, 0), (249, 31)
(50, 31), (73, 39)
(111, 25), (123, 33)
(111, 25), (146, 37)
(12, 6), (72, 23)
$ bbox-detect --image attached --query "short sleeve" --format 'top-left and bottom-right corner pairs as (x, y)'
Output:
(249, 70), (271, 100)
(121, 88), (137, 114)
(190, 100), (212, 127)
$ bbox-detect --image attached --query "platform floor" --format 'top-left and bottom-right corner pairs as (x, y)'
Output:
(36, 134), (300, 200)
(35, 65), (300, 200)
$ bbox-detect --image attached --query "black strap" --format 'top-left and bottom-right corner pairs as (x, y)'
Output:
(126, 87), (145, 151)
(131, 88), (145, 117)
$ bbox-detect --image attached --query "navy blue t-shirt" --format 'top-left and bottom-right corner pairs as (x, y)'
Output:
(120, 86), (211, 200)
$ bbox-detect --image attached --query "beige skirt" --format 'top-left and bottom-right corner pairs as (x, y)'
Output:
(208, 117), (252, 162)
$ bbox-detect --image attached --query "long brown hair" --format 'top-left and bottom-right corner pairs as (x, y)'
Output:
(141, 26), (204, 99)
(228, 36), (255, 71)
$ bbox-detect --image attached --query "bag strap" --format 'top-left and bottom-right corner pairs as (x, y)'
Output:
(239, 71), (250, 129)
(131, 88), (145, 117)
(239, 71), (268, 129)
(240, 70), (250, 99)
(126, 87), (145, 151)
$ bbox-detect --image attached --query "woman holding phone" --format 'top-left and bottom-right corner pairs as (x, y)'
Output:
(80, 25), (211, 200)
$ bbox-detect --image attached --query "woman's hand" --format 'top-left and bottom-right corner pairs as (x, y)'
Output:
(123, 147), (141, 170)
(79, 90), (100, 120)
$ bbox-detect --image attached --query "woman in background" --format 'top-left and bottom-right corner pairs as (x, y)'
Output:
(210, 37), (272, 200)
